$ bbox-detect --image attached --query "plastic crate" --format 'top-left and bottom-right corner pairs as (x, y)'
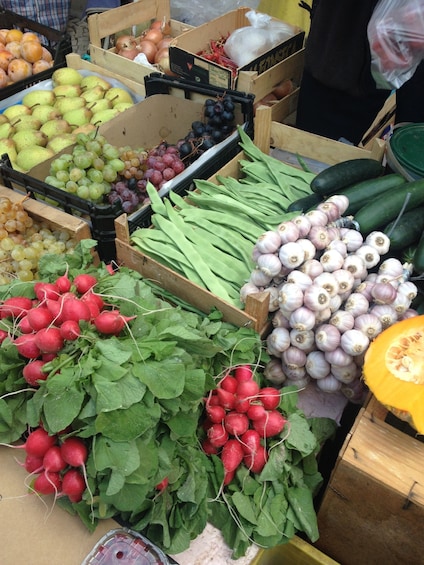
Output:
(0, 74), (254, 263)
(0, 8), (72, 101)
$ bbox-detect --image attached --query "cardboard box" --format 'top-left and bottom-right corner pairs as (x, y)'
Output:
(169, 8), (305, 90)
(314, 395), (424, 565)
(88, 0), (192, 85)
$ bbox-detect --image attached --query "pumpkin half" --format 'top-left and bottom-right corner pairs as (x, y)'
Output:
(363, 314), (424, 434)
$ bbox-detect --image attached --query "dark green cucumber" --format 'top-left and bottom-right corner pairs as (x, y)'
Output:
(413, 231), (424, 274)
(287, 192), (323, 212)
(343, 174), (406, 215)
(310, 158), (384, 196)
(384, 206), (424, 250)
(354, 179), (424, 236)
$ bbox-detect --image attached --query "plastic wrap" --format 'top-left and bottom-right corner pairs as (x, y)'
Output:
(368, 0), (424, 89)
(223, 10), (296, 68)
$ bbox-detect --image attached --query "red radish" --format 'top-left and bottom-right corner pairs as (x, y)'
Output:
(18, 315), (33, 334)
(60, 437), (88, 467)
(93, 310), (133, 335)
(207, 392), (220, 406)
(23, 359), (48, 386)
(220, 374), (238, 393)
(25, 428), (57, 458)
(258, 387), (281, 410)
(253, 410), (286, 438)
(73, 274), (97, 294)
(43, 445), (67, 472)
(0, 329), (8, 343)
(201, 438), (218, 455)
(223, 468), (235, 485)
(216, 388), (236, 411)
(234, 364), (253, 382)
(240, 429), (261, 456)
(246, 403), (267, 421)
(80, 297), (100, 319)
(224, 412), (249, 436)
(24, 454), (44, 473)
(221, 439), (244, 473)
(243, 444), (268, 474)
(35, 327), (64, 354)
(34, 282), (60, 301)
(206, 404), (226, 424)
(33, 470), (62, 495)
(236, 379), (260, 400)
(0, 296), (32, 319)
(155, 477), (169, 491)
(45, 298), (63, 322)
(81, 290), (104, 311)
(60, 320), (81, 341)
(26, 306), (54, 331)
(61, 468), (85, 502)
(234, 396), (251, 413)
(42, 353), (57, 362)
(61, 297), (91, 323)
(207, 423), (229, 448)
(55, 273), (71, 293)
(14, 334), (41, 359)
(202, 418), (214, 431)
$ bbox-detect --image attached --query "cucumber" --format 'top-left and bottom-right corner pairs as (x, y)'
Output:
(354, 179), (424, 236)
(383, 206), (424, 250)
(287, 192), (322, 213)
(413, 231), (424, 274)
(344, 174), (406, 215)
(310, 158), (384, 196)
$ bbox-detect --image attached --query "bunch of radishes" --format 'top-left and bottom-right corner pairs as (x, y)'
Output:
(0, 271), (134, 386)
(240, 195), (419, 401)
(17, 427), (88, 502)
(201, 364), (286, 485)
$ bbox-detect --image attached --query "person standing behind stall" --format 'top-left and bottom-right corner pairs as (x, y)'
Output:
(294, 0), (424, 145)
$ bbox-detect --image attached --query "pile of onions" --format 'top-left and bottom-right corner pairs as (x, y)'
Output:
(241, 195), (419, 402)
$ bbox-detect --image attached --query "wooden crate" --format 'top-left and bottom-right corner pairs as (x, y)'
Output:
(88, 0), (192, 85)
(314, 395), (424, 565)
(0, 185), (91, 243)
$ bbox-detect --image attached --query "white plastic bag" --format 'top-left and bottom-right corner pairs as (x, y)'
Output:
(368, 0), (424, 89)
(223, 10), (296, 68)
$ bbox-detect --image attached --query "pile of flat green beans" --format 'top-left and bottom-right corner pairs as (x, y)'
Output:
(130, 130), (315, 309)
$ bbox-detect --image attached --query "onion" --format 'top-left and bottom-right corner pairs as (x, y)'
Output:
(137, 40), (157, 63)
(118, 47), (139, 60)
(157, 37), (173, 51)
(150, 18), (172, 36)
(155, 47), (175, 75)
(115, 34), (136, 51)
(143, 28), (164, 45)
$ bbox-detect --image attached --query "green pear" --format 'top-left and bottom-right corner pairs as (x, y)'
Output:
(53, 84), (82, 98)
(63, 108), (93, 128)
(104, 87), (134, 107)
(54, 96), (86, 114)
(72, 123), (97, 136)
(90, 108), (120, 126)
(47, 133), (77, 154)
(12, 130), (48, 152)
(16, 146), (55, 172)
(52, 67), (83, 86)
(81, 85), (107, 104)
(40, 119), (72, 139)
(0, 115), (9, 126)
(10, 115), (42, 132)
(114, 102), (134, 112)
(88, 98), (112, 114)
(0, 138), (18, 163)
(2, 104), (32, 121)
(30, 104), (62, 124)
(80, 75), (111, 91)
(0, 122), (16, 139)
(22, 90), (56, 109)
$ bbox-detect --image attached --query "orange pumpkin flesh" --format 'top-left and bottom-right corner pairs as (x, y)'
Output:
(363, 315), (424, 434)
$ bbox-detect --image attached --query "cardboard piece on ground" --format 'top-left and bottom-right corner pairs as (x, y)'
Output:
(0, 447), (117, 565)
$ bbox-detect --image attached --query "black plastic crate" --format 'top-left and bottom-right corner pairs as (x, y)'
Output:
(0, 74), (254, 262)
(0, 8), (72, 101)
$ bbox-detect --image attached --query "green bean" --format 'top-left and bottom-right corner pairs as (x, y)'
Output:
(178, 208), (262, 242)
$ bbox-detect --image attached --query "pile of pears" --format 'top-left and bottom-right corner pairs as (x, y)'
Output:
(0, 67), (136, 173)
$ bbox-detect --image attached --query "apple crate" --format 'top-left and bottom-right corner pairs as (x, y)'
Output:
(314, 394), (424, 565)
(0, 74), (254, 264)
(0, 8), (72, 101)
(87, 0), (192, 85)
